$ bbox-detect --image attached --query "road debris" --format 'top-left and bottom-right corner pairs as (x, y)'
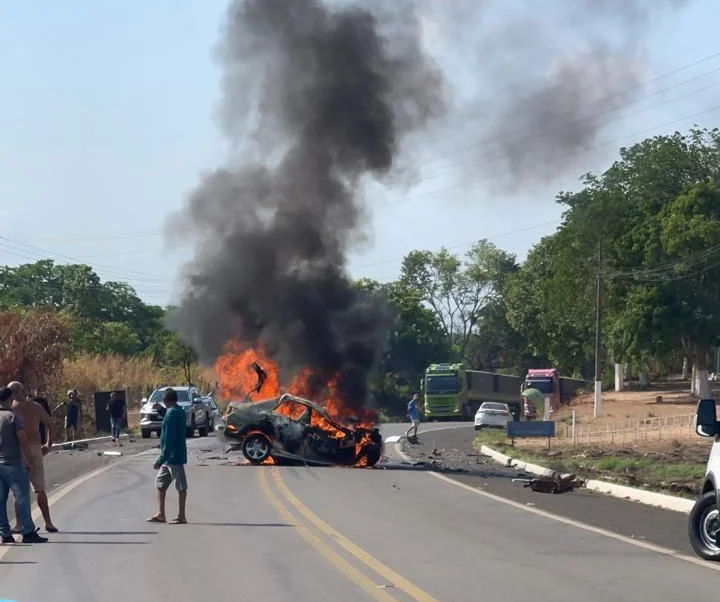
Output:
(512, 472), (584, 494)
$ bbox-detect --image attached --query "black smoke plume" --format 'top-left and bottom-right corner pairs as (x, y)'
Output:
(166, 0), (445, 412)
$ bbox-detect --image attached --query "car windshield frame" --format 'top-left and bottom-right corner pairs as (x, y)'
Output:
(480, 402), (509, 412)
(425, 374), (460, 394)
(149, 388), (191, 404)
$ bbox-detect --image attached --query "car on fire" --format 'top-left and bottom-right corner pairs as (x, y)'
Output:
(218, 393), (384, 467)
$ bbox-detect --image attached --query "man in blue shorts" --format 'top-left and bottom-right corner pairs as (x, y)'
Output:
(147, 388), (188, 525)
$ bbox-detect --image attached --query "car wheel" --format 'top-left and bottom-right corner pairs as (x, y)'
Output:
(141, 429), (151, 439)
(242, 433), (272, 465)
(689, 491), (720, 561)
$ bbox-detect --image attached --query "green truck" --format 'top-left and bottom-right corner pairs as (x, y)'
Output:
(420, 363), (588, 421)
(421, 363), (524, 421)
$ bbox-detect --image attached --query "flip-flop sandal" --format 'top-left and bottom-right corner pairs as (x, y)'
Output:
(146, 516), (166, 523)
(46, 526), (59, 533)
(169, 518), (187, 524)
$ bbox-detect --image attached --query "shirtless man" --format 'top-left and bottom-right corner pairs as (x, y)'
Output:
(7, 381), (58, 533)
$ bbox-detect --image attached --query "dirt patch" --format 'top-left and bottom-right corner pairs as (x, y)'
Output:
(557, 385), (706, 427)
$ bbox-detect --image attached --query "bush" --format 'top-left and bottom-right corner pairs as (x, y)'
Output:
(0, 309), (67, 394)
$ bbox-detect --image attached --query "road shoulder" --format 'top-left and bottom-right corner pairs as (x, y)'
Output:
(396, 426), (697, 556)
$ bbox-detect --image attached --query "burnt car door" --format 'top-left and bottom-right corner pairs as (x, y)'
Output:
(302, 408), (356, 465)
(272, 398), (312, 456)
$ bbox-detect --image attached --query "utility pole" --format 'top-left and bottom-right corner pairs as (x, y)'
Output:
(593, 242), (603, 418)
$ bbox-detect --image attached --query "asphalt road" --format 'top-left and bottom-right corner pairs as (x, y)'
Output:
(399, 425), (698, 556)
(2, 425), (719, 602)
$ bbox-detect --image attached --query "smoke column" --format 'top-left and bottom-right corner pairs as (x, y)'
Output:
(166, 0), (446, 412)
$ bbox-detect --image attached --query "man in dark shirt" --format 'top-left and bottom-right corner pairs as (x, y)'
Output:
(62, 389), (82, 443)
(106, 392), (126, 443)
(147, 388), (188, 524)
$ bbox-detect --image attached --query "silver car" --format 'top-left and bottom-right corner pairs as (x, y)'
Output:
(139, 386), (213, 439)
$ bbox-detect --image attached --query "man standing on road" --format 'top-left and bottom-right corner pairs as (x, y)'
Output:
(8, 381), (58, 533)
(405, 393), (421, 442)
(147, 388), (188, 525)
(62, 389), (82, 443)
(0, 386), (48, 544)
(106, 391), (126, 443)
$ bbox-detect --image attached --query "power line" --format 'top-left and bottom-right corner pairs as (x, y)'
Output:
(16, 51), (720, 248)
(0, 238), (173, 284)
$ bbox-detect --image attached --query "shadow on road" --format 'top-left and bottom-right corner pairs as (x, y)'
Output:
(55, 531), (159, 535)
(189, 522), (292, 527)
(0, 560), (37, 565)
(48, 541), (150, 545)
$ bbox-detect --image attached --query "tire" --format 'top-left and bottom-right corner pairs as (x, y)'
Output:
(688, 491), (720, 560)
(141, 429), (151, 439)
(242, 433), (272, 465)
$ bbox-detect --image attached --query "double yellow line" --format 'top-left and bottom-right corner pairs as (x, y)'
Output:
(258, 467), (441, 602)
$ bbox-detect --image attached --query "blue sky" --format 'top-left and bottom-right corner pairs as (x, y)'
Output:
(1, 0), (719, 306)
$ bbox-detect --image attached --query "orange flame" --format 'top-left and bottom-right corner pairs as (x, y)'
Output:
(215, 341), (380, 466)
(214, 341), (377, 427)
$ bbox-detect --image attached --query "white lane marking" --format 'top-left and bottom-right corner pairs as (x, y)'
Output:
(0, 449), (155, 562)
(428, 471), (720, 572)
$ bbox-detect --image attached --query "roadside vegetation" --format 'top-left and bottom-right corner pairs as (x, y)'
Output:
(473, 429), (710, 498)
(3, 126), (720, 435)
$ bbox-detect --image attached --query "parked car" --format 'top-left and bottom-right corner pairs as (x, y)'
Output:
(218, 393), (384, 467)
(202, 393), (220, 432)
(688, 398), (720, 560)
(139, 386), (213, 439)
(474, 402), (513, 430)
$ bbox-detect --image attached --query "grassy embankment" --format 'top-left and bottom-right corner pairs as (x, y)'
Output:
(473, 428), (708, 499)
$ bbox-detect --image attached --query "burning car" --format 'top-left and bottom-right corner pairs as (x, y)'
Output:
(219, 393), (384, 467)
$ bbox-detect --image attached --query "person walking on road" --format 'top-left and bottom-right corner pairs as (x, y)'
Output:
(405, 393), (421, 442)
(106, 391), (126, 443)
(7, 382), (57, 534)
(0, 386), (48, 544)
(147, 388), (188, 525)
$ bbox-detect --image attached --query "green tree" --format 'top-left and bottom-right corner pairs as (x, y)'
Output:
(400, 240), (516, 362)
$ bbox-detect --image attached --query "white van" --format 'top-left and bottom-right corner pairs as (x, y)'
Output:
(689, 398), (720, 560)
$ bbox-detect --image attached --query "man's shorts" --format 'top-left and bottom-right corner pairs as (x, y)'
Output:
(65, 414), (78, 429)
(411, 419), (420, 426)
(155, 464), (188, 492)
(27, 444), (46, 493)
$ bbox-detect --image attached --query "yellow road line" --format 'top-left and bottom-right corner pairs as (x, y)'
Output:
(257, 469), (401, 602)
(271, 468), (441, 602)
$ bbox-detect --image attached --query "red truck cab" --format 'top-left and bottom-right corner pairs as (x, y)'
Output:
(524, 368), (560, 414)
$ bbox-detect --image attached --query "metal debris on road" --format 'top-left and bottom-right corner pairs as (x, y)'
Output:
(102, 451), (122, 457)
(512, 472), (583, 494)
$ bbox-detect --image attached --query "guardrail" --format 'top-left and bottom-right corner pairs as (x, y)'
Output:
(556, 412), (697, 446)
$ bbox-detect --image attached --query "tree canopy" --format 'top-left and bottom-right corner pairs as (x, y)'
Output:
(2, 127), (719, 410)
